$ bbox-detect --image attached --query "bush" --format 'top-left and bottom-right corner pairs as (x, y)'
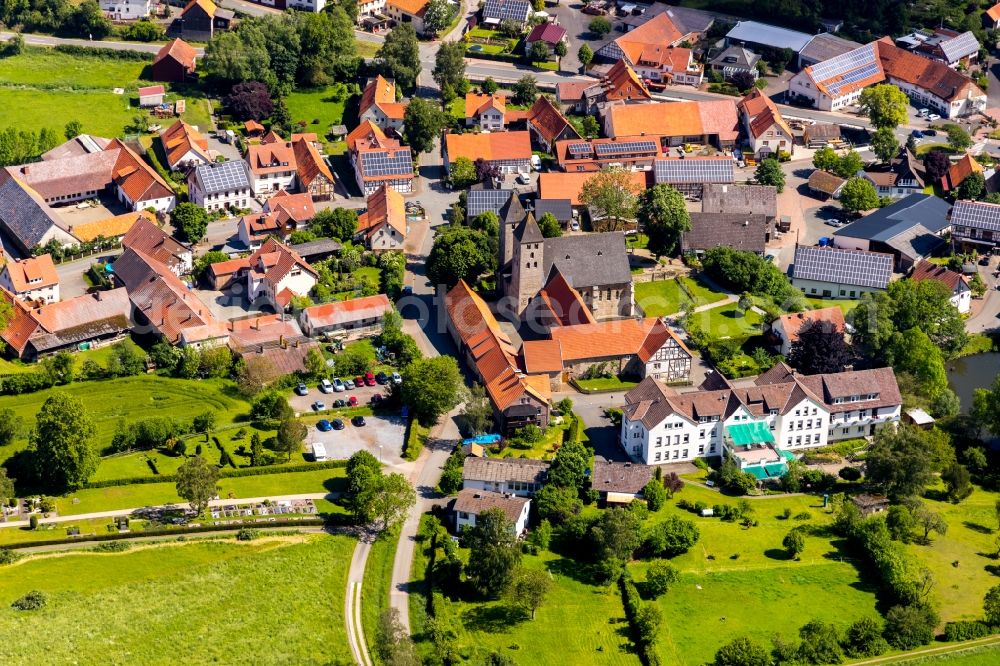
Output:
(93, 541), (131, 552)
(11, 590), (46, 611)
(0, 548), (21, 565)
(884, 603), (939, 650)
(838, 466), (862, 481)
(794, 511), (812, 521)
(29, 515), (38, 530)
(943, 620), (991, 642)
(236, 528), (261, 541)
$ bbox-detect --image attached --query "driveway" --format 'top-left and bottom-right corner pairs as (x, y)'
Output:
(305, 414), (407, 465)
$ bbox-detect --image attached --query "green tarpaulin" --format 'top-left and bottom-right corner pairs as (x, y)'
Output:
(745, 466), (769, 480)
(780, 450), (796, 462)
(726, 422), (776, 446)
(764, 463), (787, 477)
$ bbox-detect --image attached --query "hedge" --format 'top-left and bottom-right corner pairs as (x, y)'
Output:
(81, 460), (348, 489)
(403, 419), (426, 461)
(53, 44), (154, 61)
(618, 573), (662, 666)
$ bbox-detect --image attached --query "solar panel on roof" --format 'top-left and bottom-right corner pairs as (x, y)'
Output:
(362, 150), (412, 177)
(467, 189), (513, 218)
(952, 200), (1000, 233)
(566, 142), (593, 157)
(197, 161), (250, 194)
(483, 0), (530, 21)
(941, 31), (979, 63)
(654, 158), (734, 184)
(594, 140), (658, 157)
(792, 246), (892, 289)
(809, 43), (880, 94)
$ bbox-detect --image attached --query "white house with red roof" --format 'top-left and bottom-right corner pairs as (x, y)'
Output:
(246, 141), (297, 198)
(357, 185), (407, 252)
(769, 307), (845, 357)
(910, 262), (971, 314)
(209, 238), (317, 309)
(0, 255), (60, 304)
(359, 75), (408, 134)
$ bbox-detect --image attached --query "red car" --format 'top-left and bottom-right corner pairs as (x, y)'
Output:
(364, 372), (377, 386)
(348, 396), (358, 407)
(354, 376), (365, 387)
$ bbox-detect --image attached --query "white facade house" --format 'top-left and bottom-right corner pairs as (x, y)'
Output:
(100, 0), (151, 20)
(285, 0), (327, 10)
(462, 457), (550, 498)
(620, 365), (902, 466)
(188, 161), (253, 212)
(454, 489), (531, 536)
(0, 255), (60, 304)
(246, 143), (297, 199)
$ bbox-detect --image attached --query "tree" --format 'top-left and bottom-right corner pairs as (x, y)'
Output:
(537, 211), (562, 238)
(813, 145), (840, 172)
(646, 515), (700, 557)
(465, 507), (522, 598)
(375, 608), (420, 666)
(645, 561), (679, 598)
(0, 408), (18, 449)
(796, 619), (844, 665)
(535, 484), (582, 524)
(589, 16), (612, 36)
(225, 81), (273, 121)
(422, 0), (453, 35)
(554, 39), (568, 68)
(923, 149), (952, 184)
(105, 338), (145, 377)
(886, 504), (916, 542)
(581, 115), (600, 139)
(249, 433), (264, 467)
(946, 123), (972, 151)
(482, 77), (498, 94)
(942, 463), (973, 503)
(843, 616), (888, 658)
(68, 1), (112, 39)
(580, 167), (641, 228)
(888, 327), (949, 400)
(914, 505), (948, 542)
(171, 203), (209, 243)
(512, 75), (539, 106)
(884, 603), (938, 650)
(787, 320), (854, 374)
(578, 43), (594, 69)
(449, 156), (477, 189)
(984, 584), (1000, 626)
(754, 158), (785, 192)
(865, 426), (935, 499)
(0, 467), (15, 502)
(731, 70), (757, 92)
(833, 150), (864, 179)
(714, 636), (770, 666)
(638, 184), (690, 257)
(528, 40), (550, 64)
(839, 177), (879, 214)
(957, 172), (986, 201)
(590, 507), (642, 567)
(361, 472), (416, 533)
(475, 157), (502, 185)
(192, 250), (230, 281)
(547, 440), (590, 490)
(507, 567), (552, 619)
(426, 225), (493, 287)
(401, 356), (462, 425)
(404, 96), (447, 155)
(783, 528), (806, 559)
(460, 383), (493, 436)
(175, 456), (220, 515)
(644, 479), (667, 511)
(64, 120), (82, 141)
(859, 84), (909, 129)
(433, 40), (466, 95)
(250, 390), (292, 422)
(376, 24), (421, 93)
(275, 417), (306, 462)
(471, 211), (500, 237)
(311, 207), (358, 240)
(871, 127), (900, 163)
(192, 410), (217, 434)
(31, 394), (96, 491)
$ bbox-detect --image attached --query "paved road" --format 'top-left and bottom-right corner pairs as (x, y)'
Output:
(0, 30), (202, 56)
(345, 535), (374, 666)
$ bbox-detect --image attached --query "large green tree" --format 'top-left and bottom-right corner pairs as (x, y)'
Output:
(175, 455), (220, 515)
(871, 127), (900, 163)
(753, 158), (785, 192)
(376, 23), (421, 93)
(464, 507), (522, 598)
(275, 417), (307, 461)
(401, 356), (462, 425)
(426, 225), (494, 287)
(312, 207), (358, 240)
(547, 440), (591, 490)
(0, 408), (22, 448)
(31, 394), (97, 491)
(865, 426), (936, 499)
(422, 0), (454, 35)
(714, 636), (770, 666)
(859, 84), (909, 129)
(637, 184), (690, 257)
(171, 203), (209, 243)
(580, 167), (641, 229)
(839, 176), (879, 214)
(507, 567), (553, 619)
(433, 40), (467, 97)
(404, 96), (447, 154)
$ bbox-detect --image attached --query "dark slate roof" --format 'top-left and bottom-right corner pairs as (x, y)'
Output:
(701, 184), (777, 219)
(0, 173), (66, 250)
(544, 231), (631, 288)
(682, 213), (770, 254)
(709, 45), (760, 70)
(883, 224), (946, 262)
(290, 239), (343, 258)
(799, 33), (863, 62)
(791, 245), (893, 289)
(620, 3), (714, 36)
(834, 194), (951, 242)
(515, 214), (544, 244)
(534, 198), (573, 222)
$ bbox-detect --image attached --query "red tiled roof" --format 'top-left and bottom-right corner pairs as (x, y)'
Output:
(526, 97), (580, 145)
(266, 190), (315, 225)
(989, 3), (1000, 21)
(607, 99), (739, 141)
(538, 171), (647, 205)
(536, 268), (595, 327)
(359, 75), (408, 121)
(246, 142), (297, 176)
(106, 139), (174, 204)
(941, 153), (982, 191)
(465, 92), (506, 119)
(154, 38), (197, 71)
(138, 85), (165, 97)
(614, 14), (684, 65)
(121, 216), (188, 272)
(738, 88), (792, 140)
(526, 22), (567, 45)
(160, 119), (210, 169)
(2, 254), (58, 293)
(774, 307), (845, 345)
(445, 131), (532, 163)
(521, 339), (563, 374)
(876, 38), (984, 104)
(291, 137), (334, 190)
(910, 262), (968, 291)
(549, 317), (689, 363)
(358, 185), (407, 239)
(301, 294), (393, 329)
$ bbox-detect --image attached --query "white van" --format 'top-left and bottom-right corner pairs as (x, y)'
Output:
(917, 108), (929, 118)
(313, 442), (328, 462)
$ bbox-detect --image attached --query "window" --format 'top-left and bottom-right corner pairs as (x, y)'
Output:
(698, 445), (705, 454)
(699, 430), (705, 439)
(683, 449), (688, 458)
(656, 437), (662, 445)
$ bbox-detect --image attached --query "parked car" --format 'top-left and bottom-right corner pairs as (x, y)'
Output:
(364, 372), (377, 386)
(530, 154), (541, 171)
(352, 415), (366, 427)
(910, 129), (924, 139)
(295, 383), (309, 396)
(354, 376), (365, 387)
(344, 379), (355, 390)
(924, 129), (937, 136)
(312, 401), (325, 411)
(348, 396), (358, 406)
(375, 371), (389, 385)
(371, 393), (383, 404)
(391, 372), (402, 385)
(927, 113), (941, 121)
(516, 172), (530, 185)
(333, 399), (346, 408)
(570, 220), (581, 232)
(333, 378), (345, 392)
(317, 419), (332, 432)
(332, 419), (345, 430)
(320, 379), (334, 394)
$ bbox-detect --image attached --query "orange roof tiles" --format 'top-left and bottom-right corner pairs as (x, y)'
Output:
(154, 38), (197, 71)
(445, 131), (532, 163)
(301, 294), (393, 329)
(876, 38), (983, 104)
(183, 0), (217, 17)
(606, 99), (739, 141)
(244, 120), (265, 134)
(941, 153), (982, 191)
(2, 254), (58, 293)
(266, 190), (315, 224)
(989, 3), (1000, 21)
(775, 307), (845, 345)
(106, 139), (174, 204)
(388, 0), (428, 17)
(121, 216), (188, 271)
(358, 185), (407, 239)
(536, 268), (595, 326)
(291, 137), (334, 190)
(526, 96), (580, 145)
(601, 59), (652, 102)
(160, 119), (210, 169)
(347, 120), (391, 151)
(537, 171), (647, 205)
(360, 75), (408, 121)
(614, 14), (684, 65)
(549, 317), (687, 363)
(911, 262), (968, 291)
(465, 92), (506, 119)
(246, 141), (296, 176)
(521, 339), (563, 374)
(70, 210), (155, 242)
(738, 88), (792, 140)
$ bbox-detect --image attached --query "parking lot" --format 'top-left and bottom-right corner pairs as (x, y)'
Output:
(287, 374), (397, 414)
(304, 414), (407, 466)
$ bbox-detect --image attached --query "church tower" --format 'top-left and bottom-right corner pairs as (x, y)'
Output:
(509, 213), (545, 317)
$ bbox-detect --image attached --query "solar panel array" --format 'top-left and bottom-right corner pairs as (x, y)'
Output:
(467, 188), (513, 218)
(594, 140), (658, 157)
(940, 31), (979, 63)
(951, 200), (1000, 233)
(792, 245), (892, 289)
(361, 149), (413, 178)
(483, 0), (531, 21)
(566, 142), (593, 158)
(196, 160), (251, 194)
(809, 44), (881, 97)
(654, 158), (733, 184)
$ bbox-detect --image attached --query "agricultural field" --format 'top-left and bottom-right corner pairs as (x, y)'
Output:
(362, 529), (398, 658)
(0, 535), (355, 665)
(0, 47), (147, 89)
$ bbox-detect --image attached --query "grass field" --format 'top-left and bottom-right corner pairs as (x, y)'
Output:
(635, 276), (727, 317)
(805, 297), (861, 314)
(574, 376), (639, 392)
(0, 535), (355, 664)
(686, 302), (764, 339)
(55, 467), (346, 515)
(285, 87), (346, 138)
(0, 87), (136, 136)
(0, 47), (148, 89)
(362, 529), (398, 658)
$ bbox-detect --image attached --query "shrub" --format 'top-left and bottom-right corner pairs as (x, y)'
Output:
(884, 603), (939, 650)
(943, 620), (991, 642)
(12, 590), (46, 611)
(0, 548), (21, 565)
(781, 508), (792, 520)
(839, 466), (862, 481)
(236, 528), (261, 541)
(794, 511), (812, 521)
(93, 541), (131, 552)
(29, 515), (38, 530)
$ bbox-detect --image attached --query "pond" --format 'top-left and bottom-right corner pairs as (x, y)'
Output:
(947, 352), (1000, 410)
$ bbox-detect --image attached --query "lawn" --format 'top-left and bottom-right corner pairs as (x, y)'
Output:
(573, 376), (640, 393)
(0, 534), (355, 665)
(55, 467), (346, 515)
(686, 302), (763, 339)
(0, 87), (136, 137)
(285, 86), (347, 149)
(0, 47), (148, 89)
(805, 297), (861, 315)
(356, 39), (380, 59)
(635, 276), (727, 317)
(0, 376), (248, 463)
(362, 529), (398, 658)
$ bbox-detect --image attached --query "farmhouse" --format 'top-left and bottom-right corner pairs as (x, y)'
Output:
(556, 60), (651, 116)
(681, 212), (771, 255)
(359, 75), (408, 134)
(453, 489), (531, 536)
(791, 245), (893, 299)
(525, 97), (581, 153)
(122, 216), (192, 277)
(464, 93), (508, 132)
(0, 255), (60, 304)
(385, 0), (429, 36)
(160, 120), (211, 172)
(554, 135), (662, 173)
(290, 137), (335, 201)
(444, 132), (532, 176)
(832, 193), (950, 270)
(769, 307), (846, 357)
(910, 262), (972, 314)
(347, 121), (414, 195)
(299, 293), (393, 339)
(604, 100), (739, 148)
(246, 141), (297, 198)
(737, 88), (793, 158)
(860, 150), (925, 199)
(208, 238), (317, 309)
(597, 14), (702, 85)
(188, 160), (253, 211)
